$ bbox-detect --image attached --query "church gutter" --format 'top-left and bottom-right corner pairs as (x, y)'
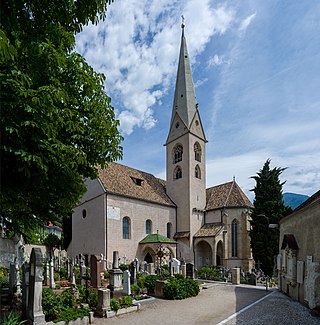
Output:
(106, 191), (176, 208)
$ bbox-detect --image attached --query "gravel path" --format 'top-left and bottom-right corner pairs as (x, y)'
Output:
(94, 284), (320, 325)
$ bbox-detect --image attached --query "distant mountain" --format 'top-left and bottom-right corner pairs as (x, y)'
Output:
(283, 192), (309, 209)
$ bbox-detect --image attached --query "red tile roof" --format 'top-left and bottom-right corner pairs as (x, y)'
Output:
(98, 162), (176, 207)
(206, 181), (253, 211)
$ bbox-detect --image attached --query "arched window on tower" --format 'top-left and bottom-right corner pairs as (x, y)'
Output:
(167, 222), (172, 239)
(231, 219), (238, 257)
(146, 219), (152, 234)
(194, 142), (201, 162)
(195, 165), (201, 179)
(174, 166), (182, 180)
(173, 144), (183, 164)
(123, 216), (131, 239)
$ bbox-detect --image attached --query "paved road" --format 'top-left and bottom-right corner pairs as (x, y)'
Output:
(94, 283), (320, 325)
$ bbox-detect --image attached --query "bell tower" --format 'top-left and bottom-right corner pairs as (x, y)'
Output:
(165, 21), (207, 261)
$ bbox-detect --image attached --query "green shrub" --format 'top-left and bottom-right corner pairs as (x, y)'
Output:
(42, 288), (61, 321)
(144, 275), (159, 293)
(55, 307), (90, 323)
(0, 310), (26, 325)
(110, 298), (121, 312)
(163, 278), (200, 300)
(136, 273), (147, 288)
(119, 264), (129, 271)
(60, 288), (76, 308)
(159, 269), (170, 280)
(87, 287), (98, 309)
(197, 266), (222, 281)
(130, 284), (140, 295)
(59, 267), (68, 280)
(119, 295), (133, 308)
(55, 284), (61, 289)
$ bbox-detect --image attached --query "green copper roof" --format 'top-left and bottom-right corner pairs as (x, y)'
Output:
(139, 233), (177, 244)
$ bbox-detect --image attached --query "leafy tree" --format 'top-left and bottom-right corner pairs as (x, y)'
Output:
(249, 159), (291, 276)
(43, 233), (61, 260)
(0, 0), (122, 235)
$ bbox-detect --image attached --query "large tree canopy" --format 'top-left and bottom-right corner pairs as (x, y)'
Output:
(0, 0), (122, 235)
(249, 159), (291, 276)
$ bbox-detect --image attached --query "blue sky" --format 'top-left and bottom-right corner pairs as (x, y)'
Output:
(76, 0), (320, 200)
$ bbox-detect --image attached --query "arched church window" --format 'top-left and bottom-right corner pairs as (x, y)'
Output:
(167, 222), (172, 239)
(173, 144), (183, 164)
(195, 165), (201, 179)
(146, 219), (152, 234)
(194, 142), (201, 162)
(231, 219), (238, 257)
(123, 216), (131, 240)
(174, 166), (182, 180)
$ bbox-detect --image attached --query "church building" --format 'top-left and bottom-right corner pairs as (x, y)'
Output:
(70, 24), (254, 271)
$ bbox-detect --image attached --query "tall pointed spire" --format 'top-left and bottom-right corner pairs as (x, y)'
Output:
(170, 19), (197, 129)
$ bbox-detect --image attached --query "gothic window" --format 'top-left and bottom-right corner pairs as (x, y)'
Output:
(146, 219), (152, 234)
(195, 165), (201, 179)
(123, 216), (131, 239)
(174, 166), (182, 180)
(173, 144), (183, 164)
(194, 142), (201, 162)
(167, 222), (172, 239)
(231, 219), (238, 257)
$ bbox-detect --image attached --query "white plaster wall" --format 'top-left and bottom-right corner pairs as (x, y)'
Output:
(106, 195), (176, 264)
(71, 191), (106, 257)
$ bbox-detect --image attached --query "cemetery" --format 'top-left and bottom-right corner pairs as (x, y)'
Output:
(0, 235), (208, 324)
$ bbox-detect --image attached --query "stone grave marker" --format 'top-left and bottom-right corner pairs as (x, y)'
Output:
(22, 262), (29, 319)
(96, 288), (110, 317)
(169, 258), (180, 275)
(90, 255), (102, 288)
(129, 261), (137, 285)
(231, 268), (240, 285)
(186, 263), (194, 279)
(123, 270), (131, 295)
(28, 248), (46, 325)
(147, 263), (155, 275)
(108, 251), (123, 293)
(49, 259), (55, 289)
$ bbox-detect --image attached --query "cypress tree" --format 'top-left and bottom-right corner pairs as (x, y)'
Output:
(249, 159), (291, 276)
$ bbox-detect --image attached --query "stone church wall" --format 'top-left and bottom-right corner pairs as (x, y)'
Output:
(279, 196), (320, 310)
(106, 194), (176, 264)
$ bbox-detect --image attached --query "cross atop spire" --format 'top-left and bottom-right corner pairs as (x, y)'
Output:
(181, 15), (185, 29)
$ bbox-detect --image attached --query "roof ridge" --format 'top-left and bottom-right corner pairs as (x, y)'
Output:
(224, 180), (235, 207)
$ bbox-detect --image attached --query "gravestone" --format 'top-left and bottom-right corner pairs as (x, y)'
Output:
(44, 261), (49, 286)
(28, 248), (46, 325)
(9, 262), (17, 296)
(123, 270), (131, 295)
(90, 255), (102, 288)
(100, 254), (107, 272)
(169, 258), (180, 275)
(96, 288), (110, 317)
(231, 268), (240, 285)
(186, 263), (194, 279)
(49, 259), (55, 289)
(129, 262), (137, 285)
(108, 251), (123, 293)
(140, 261), (147, 273)
(249, 272), (257, 286)
(180, 259), (186, 277)
(147, 263), (155, 275)
(22, 262), (30, 319)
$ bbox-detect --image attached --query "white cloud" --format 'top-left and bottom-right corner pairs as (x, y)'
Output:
(76, 0), (235, 135)
(207, 54), (227, 67)
(239, 12), (257, 32)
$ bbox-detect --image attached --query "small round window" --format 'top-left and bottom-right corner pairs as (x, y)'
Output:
(82, 209), (87, 219)
(175, 122), (180, 129)
(195, 120), (199, 126)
